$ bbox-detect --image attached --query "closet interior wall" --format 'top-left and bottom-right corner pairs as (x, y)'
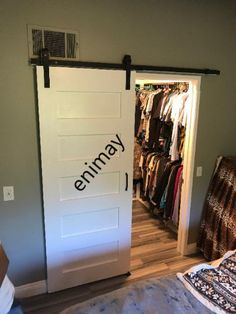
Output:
(133, 79), (192, 235)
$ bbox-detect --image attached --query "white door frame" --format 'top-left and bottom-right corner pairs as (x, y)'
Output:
(135, 72), (201, 255)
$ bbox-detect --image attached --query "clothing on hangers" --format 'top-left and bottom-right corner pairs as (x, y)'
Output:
(134, 82), (189, 227)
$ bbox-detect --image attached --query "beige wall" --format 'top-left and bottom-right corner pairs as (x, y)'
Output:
(0, 0), (235, 285)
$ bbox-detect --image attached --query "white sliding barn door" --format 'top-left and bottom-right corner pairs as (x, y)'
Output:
(36, 66), (135, 292)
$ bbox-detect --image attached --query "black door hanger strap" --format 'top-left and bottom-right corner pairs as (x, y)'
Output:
(39, 48), (50, 88)
(122, 55), (132, 90)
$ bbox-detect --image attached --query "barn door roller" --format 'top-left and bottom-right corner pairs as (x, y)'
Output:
(33, 50), (220, 89)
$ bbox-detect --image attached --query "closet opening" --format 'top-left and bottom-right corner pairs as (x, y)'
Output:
(132, 72), (201, 256)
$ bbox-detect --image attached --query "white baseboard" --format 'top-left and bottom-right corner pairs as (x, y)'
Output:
(184, 242), (199, 255)
(15, 280), (47, 298)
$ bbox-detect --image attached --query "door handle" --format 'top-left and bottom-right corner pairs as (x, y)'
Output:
(125, 172), (128, 191)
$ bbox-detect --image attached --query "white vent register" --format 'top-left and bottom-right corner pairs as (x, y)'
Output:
(27, 25), (79, 60)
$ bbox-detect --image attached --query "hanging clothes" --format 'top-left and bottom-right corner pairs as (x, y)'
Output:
(133, 139), (142, 181)
(171, 166), (183, 225)
(135, 82), (189, 227)
(169, 92), (189, 161)
(147, 90), (164, 149)
(134, 94), (142, 137)
(151, 160), (181, 217)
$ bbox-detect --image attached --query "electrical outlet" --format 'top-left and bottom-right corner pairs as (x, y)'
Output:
(3, 186), (14, 201)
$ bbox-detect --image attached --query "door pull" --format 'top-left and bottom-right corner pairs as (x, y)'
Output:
(125, 172), (128, 191)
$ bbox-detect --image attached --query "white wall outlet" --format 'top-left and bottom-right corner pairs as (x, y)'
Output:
(3, 186), (14, 201)
(196, 166), (203, 177)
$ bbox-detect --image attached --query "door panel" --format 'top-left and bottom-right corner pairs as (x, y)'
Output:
(58, 134), (122, 160)
(36, 66), (134, 292)
(59, 172), (120, 200)
(57, 92), (121, 118)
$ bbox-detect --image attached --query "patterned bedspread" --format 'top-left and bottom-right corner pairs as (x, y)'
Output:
(60, 276), (213, 314)
(178, 250), (236, 314)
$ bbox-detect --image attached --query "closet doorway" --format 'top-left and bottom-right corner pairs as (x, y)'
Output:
(132, 72), (201, 256)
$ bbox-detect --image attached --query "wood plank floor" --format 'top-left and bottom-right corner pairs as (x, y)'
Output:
(20, 200), (205, 314)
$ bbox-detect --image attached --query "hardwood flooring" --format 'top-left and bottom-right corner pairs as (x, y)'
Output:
(20, 200), (205, 314)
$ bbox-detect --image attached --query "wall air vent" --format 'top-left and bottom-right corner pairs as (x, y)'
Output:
(27, 25), (79, 60)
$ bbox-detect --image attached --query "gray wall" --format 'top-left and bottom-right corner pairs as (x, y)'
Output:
(0, 0), (235, 286)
